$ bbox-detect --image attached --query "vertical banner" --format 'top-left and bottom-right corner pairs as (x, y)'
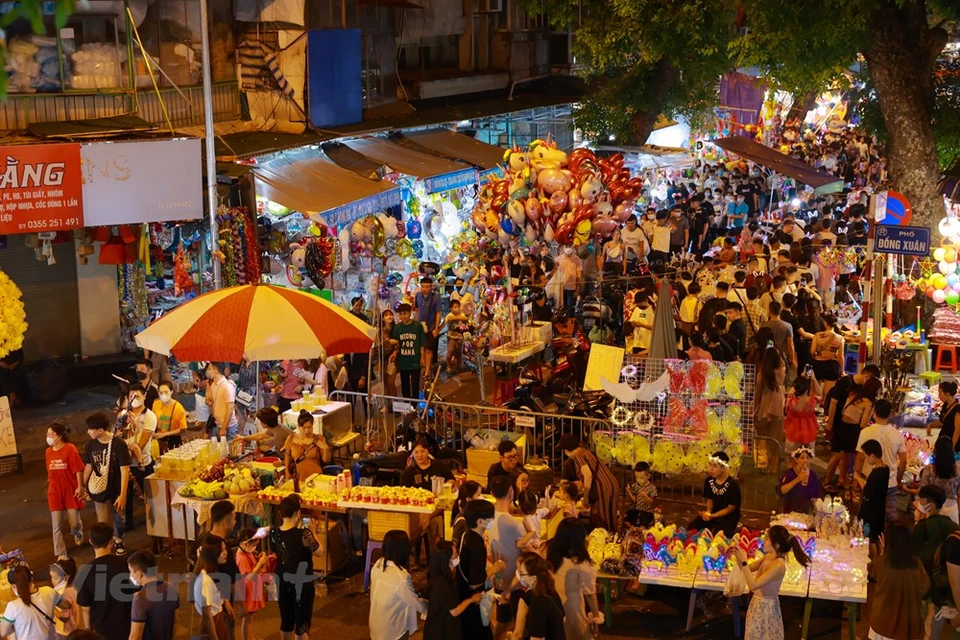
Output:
(0, 143), (83, 234)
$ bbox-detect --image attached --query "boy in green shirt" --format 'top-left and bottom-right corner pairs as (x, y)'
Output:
(391, 303), (425, 398)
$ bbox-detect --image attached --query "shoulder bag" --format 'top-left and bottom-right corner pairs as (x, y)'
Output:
(87, 437), (113, 496)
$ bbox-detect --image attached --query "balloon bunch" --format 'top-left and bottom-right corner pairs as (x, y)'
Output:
(472, 139), (643, 249)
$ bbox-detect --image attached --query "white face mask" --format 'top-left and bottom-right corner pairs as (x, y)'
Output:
(449, 557), (460, 570)
(484, 519), (494, 532)
(516, 570), (536, 590)
(129, 573), (140, 588)
(130, 398), (144, 409)
(46, 436), (57, 447)
(159, 393), (172, 404)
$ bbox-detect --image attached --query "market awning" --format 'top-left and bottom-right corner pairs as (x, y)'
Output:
(391, 129), (504, 176)
(253, 149), (401, 228)
(345, 137), (477, 193)
(28, 114), (157, 139)
(712, 136), (844, 194)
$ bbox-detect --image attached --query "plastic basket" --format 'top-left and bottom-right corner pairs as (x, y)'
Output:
(0, 454), (23, 478)
(367, 510), (424, 542)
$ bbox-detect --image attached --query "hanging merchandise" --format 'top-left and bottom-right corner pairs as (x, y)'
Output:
(132, 263), (148, 323)
(0, 270), (28, 359)
(216, 206), (261, 287)
(174, 243), (196, 297)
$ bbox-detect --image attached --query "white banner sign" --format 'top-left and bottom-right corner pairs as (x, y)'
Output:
(80, 138), (203, 226)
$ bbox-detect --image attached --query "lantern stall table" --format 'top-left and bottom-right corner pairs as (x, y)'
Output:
(487, 341), (546, 405)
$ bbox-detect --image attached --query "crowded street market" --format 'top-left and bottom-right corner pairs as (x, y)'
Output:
(0, 3), (958, 640)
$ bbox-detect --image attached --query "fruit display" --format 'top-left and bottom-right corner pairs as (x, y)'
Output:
(199, 458), (229, 483)
(223, 465), (260, 495)
(341, 485), (436, 507)
(179, 479), (227, 500)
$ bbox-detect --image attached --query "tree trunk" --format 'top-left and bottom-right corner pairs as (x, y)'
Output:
(627, 58), (681, 145)
(863, 0), (947, 230)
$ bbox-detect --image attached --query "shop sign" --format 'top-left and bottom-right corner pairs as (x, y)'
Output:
(81, 138), (202, 226)
(0, 143), (84, 235)
(424, 168), (478, 194)
(874, 224), (929, 256)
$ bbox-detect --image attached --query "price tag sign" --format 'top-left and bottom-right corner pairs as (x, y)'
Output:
(514, 414), (536, 429)
(392, 401), (412, 413)
(0, 143), (83, 234)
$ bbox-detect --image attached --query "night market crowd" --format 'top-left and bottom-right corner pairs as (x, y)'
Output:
(12, 122), (953, 640)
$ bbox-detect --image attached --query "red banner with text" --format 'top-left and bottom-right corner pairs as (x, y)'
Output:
(0, 143), (83, 234)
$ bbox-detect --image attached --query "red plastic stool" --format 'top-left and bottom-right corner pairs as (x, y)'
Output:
(493, 377), (518, 406)
(935, 345), (959, 373)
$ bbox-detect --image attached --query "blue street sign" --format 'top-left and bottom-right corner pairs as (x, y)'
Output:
(874, 224), (930, 256)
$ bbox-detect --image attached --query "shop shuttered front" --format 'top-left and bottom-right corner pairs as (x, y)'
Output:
(0, 238), (81, 361)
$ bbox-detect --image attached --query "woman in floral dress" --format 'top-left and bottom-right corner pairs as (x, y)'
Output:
(733, 525), (811, 640)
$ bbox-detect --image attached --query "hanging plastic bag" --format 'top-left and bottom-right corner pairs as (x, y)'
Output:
(723, 562), (748, 597)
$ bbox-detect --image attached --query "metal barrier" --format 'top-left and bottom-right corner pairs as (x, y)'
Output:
(326, 390), (781, 515)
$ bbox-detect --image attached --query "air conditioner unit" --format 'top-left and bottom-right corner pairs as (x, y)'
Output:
(480, 0), (503, 13)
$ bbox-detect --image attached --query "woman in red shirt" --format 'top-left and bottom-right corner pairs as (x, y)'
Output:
(46, 421), (85, 561)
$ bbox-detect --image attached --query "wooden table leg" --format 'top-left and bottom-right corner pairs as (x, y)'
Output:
(847, 602), (858, 640)
(686, 589), (699, 632)
(801, 598), (813, 640)
(732, 595), (741, 638)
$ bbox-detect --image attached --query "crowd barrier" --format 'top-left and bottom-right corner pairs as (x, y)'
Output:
(327, 390), (783, 515)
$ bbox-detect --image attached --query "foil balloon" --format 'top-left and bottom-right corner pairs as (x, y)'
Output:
(537, 168), (571, 195)
(548, 190), (568, 214)
(507, 200), (526, 226)
(369, 215), (386, 258)
(524, 224), (537, 245)
(544, 222), (555, 243)
(384, 238), (398, 254)
(614, 202), (633, 221)
(386, 272), (403, 286)
(338, 228), (351, 269)
(397, 238), (414, 259)
(525, 197), (543, 222)
(568, 188), (584, 209)
(594, 201), (614, 218)
(406, 219), (422, 239)
(501, 217), (515, 235)
(580, 177), (603, 203)
(592, 215), (618, 235)
(386, 254), (406, 272)
(411, 239), (424, 259)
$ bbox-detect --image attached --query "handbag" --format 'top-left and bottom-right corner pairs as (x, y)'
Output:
(87, 437), (113, 496)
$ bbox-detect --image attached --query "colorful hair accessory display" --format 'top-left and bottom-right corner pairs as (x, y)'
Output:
(724, 443), (744, 474)
(593, 431), (615, 464)
(633, 409), (654, 431)
(724, 362), (744, 399)
(610, 404), (633, 428)
(705, 362), (724, 398)
(706, 408), (723, 439)
(720, 409), (742, 443)
(632, 434), (651, 463)
(688, 360), (710, 395)
(665, 396), (689, 429)
(667, 359), (687, 394)
(613, 432), (637, 466)
(683, 441), (711, 474)
(621, 364), (638, 379)
(688, 399), (708, 434)
(653, 440), (686, 475)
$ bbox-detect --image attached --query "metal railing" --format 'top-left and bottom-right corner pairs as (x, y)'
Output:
(327, 390), (782, 515)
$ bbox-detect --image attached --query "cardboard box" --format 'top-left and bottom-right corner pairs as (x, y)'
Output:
(466, 430), (527, 477)
(312, 520), (346, 573)
(522, 321), (552, 344)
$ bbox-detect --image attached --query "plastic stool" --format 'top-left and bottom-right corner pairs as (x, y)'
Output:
(363, 540), (384, 592)
(843, 350), (860, 376)
(920, 371), (943, 388)
(493, 376), (519, 406)
(936, 345), (959, 373)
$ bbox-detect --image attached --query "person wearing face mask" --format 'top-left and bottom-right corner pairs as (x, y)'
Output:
(369, 530), (426, 640)
(510, 553), (565, 640)
(134, 359), (160, 409)
(151, 380), (185, 453)
(49, 558), (77, 640)
(123, 384), (157, 531)
(46, 421), (86, 562)
(668, 207), (689, 254)
(458, 500), (503, 640)
(423, 539), (484, 640)
(128, 551), (178, 640)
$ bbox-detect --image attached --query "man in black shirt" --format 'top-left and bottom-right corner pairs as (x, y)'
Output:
(128, 550), (179, 640)
(487, 440), (526, 489)
(687, 451), (741, 537)
(77, 522), (136, 640)
(724, 302), (747, 361)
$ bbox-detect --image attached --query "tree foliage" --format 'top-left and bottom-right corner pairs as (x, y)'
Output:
(0, 0), (77, 97)
(527, 0), (736, 144)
